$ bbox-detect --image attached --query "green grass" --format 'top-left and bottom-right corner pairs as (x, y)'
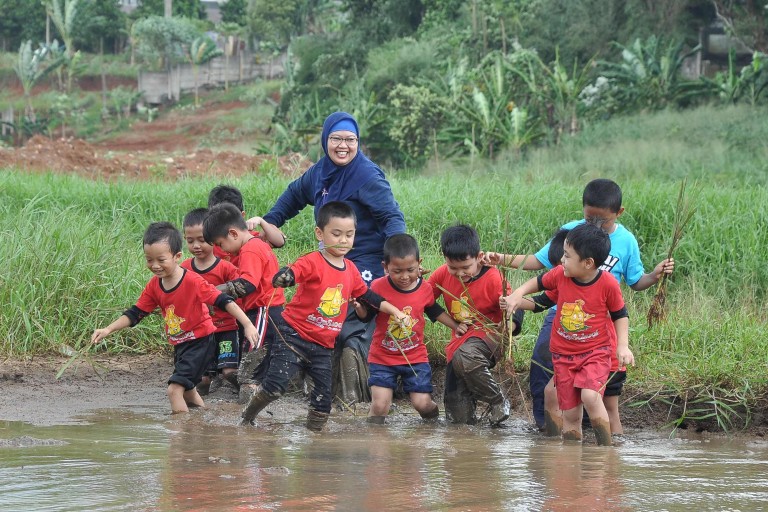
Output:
(1, 103), (767, 430)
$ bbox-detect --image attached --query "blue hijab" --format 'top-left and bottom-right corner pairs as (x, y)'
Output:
(313, 112), (382, 212)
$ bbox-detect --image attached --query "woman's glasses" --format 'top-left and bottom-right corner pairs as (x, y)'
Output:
(328, 136), (358, 146)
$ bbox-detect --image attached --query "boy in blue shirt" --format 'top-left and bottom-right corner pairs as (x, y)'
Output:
(487, 179), (674, 434)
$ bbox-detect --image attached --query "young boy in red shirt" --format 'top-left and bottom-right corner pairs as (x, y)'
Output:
(91, 222), (259, 414)
(203, 203), (287, 395)
(428, 225), (523, 427)
(240, 201), (408, 431)
(208, 184), (286, 251)
(501, 222), (635, 446)
(181, 208), (242, 394)
(356, 234), (464, 424)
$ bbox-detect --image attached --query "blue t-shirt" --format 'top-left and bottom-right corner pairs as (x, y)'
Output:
(534, 220), (644, 286)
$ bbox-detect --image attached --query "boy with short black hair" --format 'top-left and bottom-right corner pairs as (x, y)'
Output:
(208, 184), (285, 249)
(501, 222), (634, 446)
(181, 208), (242, 394)
(203, 203), (286, 390)
(91, 222), (259, 413)
(357, 234), (464, 424)
(428, 224), (523, 426)
(240, 201), (409, 431)
(486, 178), (674, 433)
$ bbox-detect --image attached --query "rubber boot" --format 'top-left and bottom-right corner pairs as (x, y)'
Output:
(488, 398), (510, 427)
(240, 387), (278, 425)
(419, 405), (440, 420)
(306, 410), (330, 432)
(223, 371), (240, 392)
(444, 390), (477, 424)
(339, 347), (365, 405)
(366, 415), (386, 425)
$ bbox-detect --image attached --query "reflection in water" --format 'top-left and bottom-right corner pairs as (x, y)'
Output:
(528, 442), (628, 512)
(2, 410), (768, 511)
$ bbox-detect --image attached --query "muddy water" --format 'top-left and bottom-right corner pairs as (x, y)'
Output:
(1, 405), (767, 511)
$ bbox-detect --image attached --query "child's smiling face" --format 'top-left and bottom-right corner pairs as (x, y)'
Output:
(144, 241), (181, 278)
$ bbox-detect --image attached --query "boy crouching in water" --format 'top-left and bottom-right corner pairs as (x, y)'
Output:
(428, 225), (523, 426)
(501, 223), (634, 445)
(92, 222), (259, 414)
(240, 201), (408, 431)
(356, 234), (465, 424)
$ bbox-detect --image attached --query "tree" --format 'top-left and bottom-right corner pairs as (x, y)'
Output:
(221, 0), (247, 26)
(247, 0), (303, 47)
(0, 0), (46, 52)
(72, 0), (127, 53)
(132, 0), (207, 20)
(187, 36), (223, 106)
(712, 0), (768, 53)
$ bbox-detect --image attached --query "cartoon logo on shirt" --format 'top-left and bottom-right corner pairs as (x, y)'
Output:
(387, 306), (416, 341)
(560, 300), (594, 332)
(317, 284), (346, 318)
(164, 305), (185, 336)
(450, 293), (472, 322)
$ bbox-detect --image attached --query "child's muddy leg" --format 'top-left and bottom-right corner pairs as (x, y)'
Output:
(561, 406), (583, 441)
(183, 387), (205, 408)
(543, 379), (562, 436)
(168, 383), (189, 414)
(591, 417), (613, 446)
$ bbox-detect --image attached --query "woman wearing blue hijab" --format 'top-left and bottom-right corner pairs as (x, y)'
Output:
(260, 112), (406, 404)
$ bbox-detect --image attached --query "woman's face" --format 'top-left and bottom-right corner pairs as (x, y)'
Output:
(327, 130), (358, 166)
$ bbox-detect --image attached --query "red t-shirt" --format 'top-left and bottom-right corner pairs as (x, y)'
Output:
(540, 266), (625, 356)
(134, 269), (220, 345)
(213, 230), (265, 262)
(368, 276), (439, 366)
(282, 251), (369, 349)
(428, 265), (508, 362)
(181, 257), (240, 332)
(230, 237), (286, 311)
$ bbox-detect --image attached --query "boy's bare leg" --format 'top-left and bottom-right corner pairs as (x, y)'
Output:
(603, 395), (623, 434)
(167, 383), (189, 414)
(369, 385), (393, 420)
(582, 389), (612, 446)
(183, 387), (205, 408)
(410, 392), (439, 419)
(561, 405), (583, 441)
(543, 378), (562, 436)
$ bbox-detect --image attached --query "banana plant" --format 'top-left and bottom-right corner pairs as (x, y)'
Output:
(14, 40), (65, 121)
(43, 0), (81, 92)
(187, 36), (223, 107)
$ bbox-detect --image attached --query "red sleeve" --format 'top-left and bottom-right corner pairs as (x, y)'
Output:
(220, 259), (241, 282)
(605, 275), (625, 313)
(193, 272), (224, 306)
(134, 278), (159, 313)
(290, 253), (316, 285)
(238, 248), (266, 289)
(540, 266), (562, 291)
(427, 265), (447, 300)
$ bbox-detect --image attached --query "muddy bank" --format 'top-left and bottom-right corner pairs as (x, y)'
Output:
(1, 354), (765, 438)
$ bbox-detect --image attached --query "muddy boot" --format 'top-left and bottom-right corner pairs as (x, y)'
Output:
(306, 410), (330, 432)
(237, 349), (264, 386)
(366, 415), (386, 425)
(339, 347), (365, 405)
(196, 376), (212, 396)
(240, 387), (278, 426)
(444, 390), (477, 425)
(223, 371), (240, 392)
(419, 405), (440, 421)
(488, 398), (510, 427)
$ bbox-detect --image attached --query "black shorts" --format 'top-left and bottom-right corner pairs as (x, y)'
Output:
(604, 370), (627, 397)
(169, 334), (216, 390)
(214, 330), (239, 370)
